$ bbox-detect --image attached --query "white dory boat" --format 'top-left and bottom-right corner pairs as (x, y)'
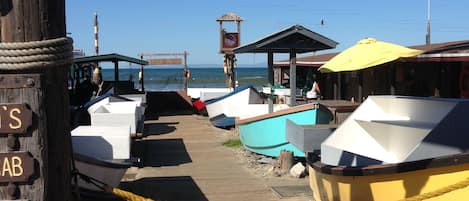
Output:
(72, 125), (131, 191)
(205, 85), (289, 128)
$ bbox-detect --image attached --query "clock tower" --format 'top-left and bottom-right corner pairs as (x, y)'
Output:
(217, 13), (243, 88)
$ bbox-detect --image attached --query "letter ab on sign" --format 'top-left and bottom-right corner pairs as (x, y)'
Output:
(0, 103), (32, 134)
(0, 152), (34, 182)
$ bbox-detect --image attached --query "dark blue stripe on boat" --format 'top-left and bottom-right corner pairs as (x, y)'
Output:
(74, 152), (132, 169)
(210, 114), (236, 129)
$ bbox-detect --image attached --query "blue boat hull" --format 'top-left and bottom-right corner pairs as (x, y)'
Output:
(238, 104), (332, 157)
(210, 114), (236, 129)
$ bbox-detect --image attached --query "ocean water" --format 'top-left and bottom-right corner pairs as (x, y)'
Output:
(101, 67), (268, 91)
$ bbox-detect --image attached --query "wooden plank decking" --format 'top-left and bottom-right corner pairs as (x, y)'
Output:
(120, 114), (311, 201)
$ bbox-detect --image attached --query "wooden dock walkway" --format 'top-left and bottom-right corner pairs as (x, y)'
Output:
(120, 114), (311, 201)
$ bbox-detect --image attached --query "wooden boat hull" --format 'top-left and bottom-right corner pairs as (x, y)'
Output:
(74, 153), (131, 192)
(210, 114), (236, 129)
(72, 126), (131, 160)
(285, 120), (336, 153)
(187, 87), (231, 101)
(237, 104), (332, 157)
(90, 102), (139, 134)
(205, 85), (263, 119)
(308, 153), (469, 201)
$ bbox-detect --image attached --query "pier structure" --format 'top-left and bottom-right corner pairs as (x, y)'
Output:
(139, 52), (189, 92)
(123, 105), (311, 201)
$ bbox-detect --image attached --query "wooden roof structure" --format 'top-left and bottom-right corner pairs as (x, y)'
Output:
(274, 40), (469, 67)
(73, 53), (148, 81)
(74, 53), (148, 65)
(216, 12), (243, 22)
(233, 24), (338, 54)
(234, 24), (337, 106)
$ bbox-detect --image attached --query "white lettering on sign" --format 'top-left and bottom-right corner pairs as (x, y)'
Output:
(1, 156), (23, 177)
(9, 108), (22, 129)
(0, 104), (32, 133)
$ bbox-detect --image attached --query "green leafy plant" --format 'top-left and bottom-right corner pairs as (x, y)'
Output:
(223, 139), (242, 147)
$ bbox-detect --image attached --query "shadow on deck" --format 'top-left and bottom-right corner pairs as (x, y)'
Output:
(145, 91), (194, 117)
(143, 121), (179, 137)
(119, 176), (208, 201)
(132, 138), (192, 167)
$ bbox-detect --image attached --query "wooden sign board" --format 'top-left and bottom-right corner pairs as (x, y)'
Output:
(0, 104), (32, 134)
(222, 32), (239, 49)
(148, 58), (182, 65)
(0, 152), (34, 183)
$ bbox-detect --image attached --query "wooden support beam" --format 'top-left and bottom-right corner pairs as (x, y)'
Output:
(0, 0), (71, 200)
(114, 60), (119, 81)
(268, 52), (274, 85)
(268, 51), (274, 113)
(140, 55), (145, 92)
(290, 50), (297, 106)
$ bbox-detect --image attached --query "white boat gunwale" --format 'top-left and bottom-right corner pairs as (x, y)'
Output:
(235, 103), (332, 125)
(204, 85), (258, 105)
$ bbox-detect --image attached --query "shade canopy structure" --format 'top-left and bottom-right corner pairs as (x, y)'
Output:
(234, 25), (338, 54)
(74, 53), (148, 81)
(234, 25), (337, 106)
(319, 38), (423, 73)
(74, 53), (148, 65)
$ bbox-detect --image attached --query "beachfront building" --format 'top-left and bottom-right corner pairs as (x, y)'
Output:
(274, 40), (469, 101)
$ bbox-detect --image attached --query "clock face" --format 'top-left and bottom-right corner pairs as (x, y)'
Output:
(223, 33), (239, 48)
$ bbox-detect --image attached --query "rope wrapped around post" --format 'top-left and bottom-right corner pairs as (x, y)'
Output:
(0, 37), (73, 70)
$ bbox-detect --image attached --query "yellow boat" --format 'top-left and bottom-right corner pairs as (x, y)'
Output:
(304, 96), (469, 201)
(308, 152), (469, 201)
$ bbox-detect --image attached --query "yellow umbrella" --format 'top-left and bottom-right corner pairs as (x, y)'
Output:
(319, 38), (423, 72)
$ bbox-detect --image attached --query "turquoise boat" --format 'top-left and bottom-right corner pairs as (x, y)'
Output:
(236, 103), (333, 157)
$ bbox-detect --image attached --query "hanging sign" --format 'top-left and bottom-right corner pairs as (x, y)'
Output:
(0, 152), (34, 183)
(0, 103), (32, 134)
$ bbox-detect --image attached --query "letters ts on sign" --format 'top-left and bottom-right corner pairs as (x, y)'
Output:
(0, 104), (32, 134)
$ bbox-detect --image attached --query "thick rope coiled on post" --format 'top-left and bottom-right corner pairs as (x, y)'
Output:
(0, 37), (73, 70)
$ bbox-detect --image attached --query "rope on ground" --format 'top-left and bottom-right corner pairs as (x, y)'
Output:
(0, 37), (73, 70)
(73, 170), (154, 201)
(401, 177), (469, 201)
(111, 188), (155, 201)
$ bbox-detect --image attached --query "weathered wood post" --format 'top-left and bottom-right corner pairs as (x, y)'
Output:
(140, 54), (145, 92)
(183, 50), (188, 91)
(0, 0), (72, 200)
(289, 50), (297, 106)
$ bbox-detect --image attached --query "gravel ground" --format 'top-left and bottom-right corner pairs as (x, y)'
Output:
(217, 128), (309, 183)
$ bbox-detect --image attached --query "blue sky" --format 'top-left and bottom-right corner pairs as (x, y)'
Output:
(66, 0), (469, 66)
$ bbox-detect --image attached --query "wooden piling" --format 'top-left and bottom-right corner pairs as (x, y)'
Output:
(279, 150), (294, 174)
(0, 0), (72, 200)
